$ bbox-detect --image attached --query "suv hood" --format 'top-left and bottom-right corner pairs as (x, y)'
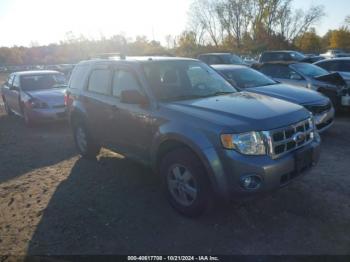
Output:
(26, 88), (66, 106)
(247, 83), (326, 105)
(166, 92), (310, 133)
(314, 72), (347, 86)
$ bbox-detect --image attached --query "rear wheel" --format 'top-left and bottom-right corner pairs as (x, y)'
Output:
(73, 120), (100, 159)
(160, 148), (212, 217)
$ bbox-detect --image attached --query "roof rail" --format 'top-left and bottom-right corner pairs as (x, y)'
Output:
(89, 53), (126, 60)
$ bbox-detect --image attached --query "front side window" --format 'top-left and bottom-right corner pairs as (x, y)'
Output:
(222, 68), (276, 89)
(291, 63), (329, 78)
(142, 61), (236, 101)
(88, 69), (111, 95)
(112, 69), (141, 97)
(20, 74), (66, 91)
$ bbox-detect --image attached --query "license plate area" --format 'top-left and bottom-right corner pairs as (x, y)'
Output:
(295, 147), (313, 174)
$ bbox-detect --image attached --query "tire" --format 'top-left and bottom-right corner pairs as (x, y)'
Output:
(3, 98), (13, 116)
(23, 108), (35, 127)
(160, 147), (212, 217)
(72, 120), (100, 159)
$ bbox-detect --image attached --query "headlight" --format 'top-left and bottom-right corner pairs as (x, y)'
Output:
(221, 131), (266, 155)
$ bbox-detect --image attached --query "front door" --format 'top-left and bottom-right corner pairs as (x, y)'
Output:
(107, 66), (154, 162)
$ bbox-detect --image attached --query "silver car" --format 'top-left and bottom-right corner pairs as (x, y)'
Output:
(256, 62), (350, 111)
(1, 70), (67, 126)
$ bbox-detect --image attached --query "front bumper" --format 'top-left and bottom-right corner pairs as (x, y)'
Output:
(203, 138), (321, 200)
(27, 107), (68, 122)
(314, 107), (335, 133)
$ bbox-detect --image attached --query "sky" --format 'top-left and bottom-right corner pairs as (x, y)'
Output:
(0, 0), (348, 47)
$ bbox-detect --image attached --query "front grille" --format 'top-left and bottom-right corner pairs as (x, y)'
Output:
(305, 102), (331, 115)
(267, 118), (314, 158)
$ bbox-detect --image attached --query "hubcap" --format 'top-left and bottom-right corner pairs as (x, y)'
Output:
(167, 164), (198, 206)
(76, 126), (87, 153)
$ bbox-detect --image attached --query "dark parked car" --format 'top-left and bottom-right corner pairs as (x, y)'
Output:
(66, 56), (320, 217)
(212, 65), (334, 133)
(259, 51), (323, 64)
(198, 53), (247, 66)
(1, 70), (67, 126)
(254, 62), (350, 111)
(314, 58), (350, 85)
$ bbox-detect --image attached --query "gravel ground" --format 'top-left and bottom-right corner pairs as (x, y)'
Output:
(0, 99), (349, 255)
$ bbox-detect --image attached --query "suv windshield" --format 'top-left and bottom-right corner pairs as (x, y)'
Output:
(20, 74), (66, 91)
(142, 61), (236, 101)
(222, 54), (244, 64)
(222, 68), (277, 89)
(290, 51), (306, 61)
(291, 63), (329, 78)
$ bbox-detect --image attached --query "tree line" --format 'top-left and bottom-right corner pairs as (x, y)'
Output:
(1, 0), (350, 66)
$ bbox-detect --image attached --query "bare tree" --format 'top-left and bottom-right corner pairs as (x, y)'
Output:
(188, 0), (223, 46)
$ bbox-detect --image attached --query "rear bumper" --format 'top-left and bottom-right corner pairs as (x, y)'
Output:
(203, 138), (321, 200)
(27, 107), (68, 122)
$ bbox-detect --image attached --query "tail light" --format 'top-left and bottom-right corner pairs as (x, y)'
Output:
(64, 91), (73, 107)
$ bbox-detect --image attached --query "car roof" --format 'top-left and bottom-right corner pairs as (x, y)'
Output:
(13, 70), (61, 76)
(198, 53), (232, 56)
(211, 64), (248, 70)
(316, 57), (350, 63)
(262, 50), (298, 54)
(78, 56), (198, 66)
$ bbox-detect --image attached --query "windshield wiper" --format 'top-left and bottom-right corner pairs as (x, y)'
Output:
(164, 94), (206, 101)
(206, 91), (235, 97)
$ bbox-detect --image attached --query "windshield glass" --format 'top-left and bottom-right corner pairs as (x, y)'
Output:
(223, 54), (244, 64)
(20, 74), (66, 91)
(290, 51), (306, 61)
(291, 63), (329, 78)
(142, 61), (236, 101)
(221, 68), (277, 89)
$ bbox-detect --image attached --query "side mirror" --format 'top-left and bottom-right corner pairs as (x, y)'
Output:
(120, 89), (148, 104)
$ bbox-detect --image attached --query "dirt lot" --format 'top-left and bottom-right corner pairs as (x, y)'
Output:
(0, 97), (349, 255)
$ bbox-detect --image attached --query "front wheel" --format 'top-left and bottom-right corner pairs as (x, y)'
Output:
(23, 108), (35, 127)
(160, 148), (212, 217)
(73, 120), (100, 159)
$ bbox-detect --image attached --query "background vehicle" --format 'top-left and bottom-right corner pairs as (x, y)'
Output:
(320, 49), (350, 59)
(254, 62), (350, 111)
(212, 65), (334, 133)
(259, 51), (323, 64)
(315, 58), (350, 85)
(198, 53), (247, 66)
(1, 70), (67, 126)
(66, 56), (320, 217)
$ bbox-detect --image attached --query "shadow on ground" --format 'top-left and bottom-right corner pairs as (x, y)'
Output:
(0, 113), (75, 183)
(27, 117), (350, 255)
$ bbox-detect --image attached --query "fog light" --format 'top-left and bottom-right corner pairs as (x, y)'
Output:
(241, 175), (262, 190)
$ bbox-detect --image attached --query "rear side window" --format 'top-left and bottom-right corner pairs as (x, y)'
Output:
(207, 56), (222, 65)
(112, 69), (141, 97)
(317, 61), (332, 71)
(69, 64), (89, 89)
(338, 61), (350, 72)
(88, 69), (111, 95)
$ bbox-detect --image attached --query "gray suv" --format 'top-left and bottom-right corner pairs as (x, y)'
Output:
(66, 56), (321, 217)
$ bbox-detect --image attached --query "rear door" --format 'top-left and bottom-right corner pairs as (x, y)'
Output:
(82, 64), (114, 145)
(2, 74), (14, 107)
